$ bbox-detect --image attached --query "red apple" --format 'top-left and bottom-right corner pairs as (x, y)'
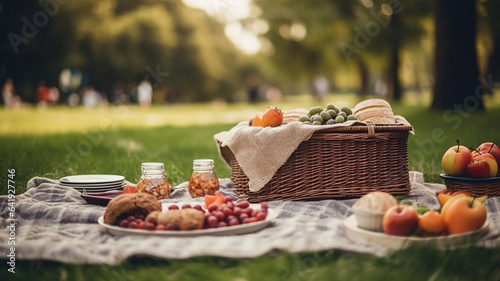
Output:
(472, 142), (500, 168)
(467, 153), (498, 178)
(442, 140), (473, 177)
(443, 197), (487, 235)
(382, 205), (419, 236)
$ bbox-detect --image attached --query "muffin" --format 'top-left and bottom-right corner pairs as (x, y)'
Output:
(352, 191), (398, 231)
(103, 193), (162, 225)
(353, 99), (396, 124)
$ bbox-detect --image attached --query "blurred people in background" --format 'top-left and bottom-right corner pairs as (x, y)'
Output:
(137, 79), (153, 107)
(81, 85), (101, 108)
(2, 78), (15, 108)
(246, 74), (260, 103)
(36, 81), (51, 106)
(312, 74), (329, 102)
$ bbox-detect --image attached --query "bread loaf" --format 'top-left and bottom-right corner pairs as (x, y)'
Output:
(283, 108), (309, 123)
(353, 99), (396, 124)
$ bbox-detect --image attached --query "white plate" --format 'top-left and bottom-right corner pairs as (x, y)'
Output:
(62, 183), (124, 190)
(59, 174), (125, 184)
(78, 187), (124, 194)
(344, 215), (489, 249)
(60, 181), (124, 188)
(98, 209), (277, 237)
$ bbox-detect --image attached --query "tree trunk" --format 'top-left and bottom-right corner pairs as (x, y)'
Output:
(484, 33), (500, 95)
(386, 12), (402, 102)
(357, 57), (369, 97)
(431, 0), (483, 111)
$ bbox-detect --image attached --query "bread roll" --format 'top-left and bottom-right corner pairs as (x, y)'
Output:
(283, 108), (309, 123)
(146, 209), (205, 230)
(353, 191), (398, 213)
(103, 193), (162, 225)
(353, 99), (395, 124)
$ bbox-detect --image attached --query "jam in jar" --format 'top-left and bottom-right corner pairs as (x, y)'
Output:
(188, 159), (219, 198)
(136, 162), (171, 200)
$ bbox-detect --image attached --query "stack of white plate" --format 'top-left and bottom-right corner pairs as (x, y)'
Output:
(59, 174), (125, 193)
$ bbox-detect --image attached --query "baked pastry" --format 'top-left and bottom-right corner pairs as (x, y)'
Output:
(352, 191), (398, 231)
(353, 191), (398, 212)
(283, 108), (309, 123)
(103, 193), (162, 225)
(146, 209), (205, 230)
(353, 99), (396, 124)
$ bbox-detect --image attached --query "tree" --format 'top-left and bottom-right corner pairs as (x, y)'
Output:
(431, 0), (483, 111)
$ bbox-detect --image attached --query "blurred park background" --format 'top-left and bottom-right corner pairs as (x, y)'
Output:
(1, 0), (499, 110)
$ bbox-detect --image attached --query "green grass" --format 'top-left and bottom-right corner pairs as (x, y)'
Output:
(1, 94), (500, 280)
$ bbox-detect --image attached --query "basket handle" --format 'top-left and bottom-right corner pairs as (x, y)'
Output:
(367, 123), (376, 138)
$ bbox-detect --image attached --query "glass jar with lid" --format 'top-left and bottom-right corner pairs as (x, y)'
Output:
(136, 162), (171, 200)
(188, 159), (219, 198)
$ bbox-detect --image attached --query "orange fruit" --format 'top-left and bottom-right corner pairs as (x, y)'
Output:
(204, 194), (217, 208)
(122, 185), (136, 194)
(417, 211), (447, 237)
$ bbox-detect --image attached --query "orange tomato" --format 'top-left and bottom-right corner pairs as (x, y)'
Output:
(251, 107), (283, 127)
(122, 185), (136, 194)
(251, 113), (264, 127)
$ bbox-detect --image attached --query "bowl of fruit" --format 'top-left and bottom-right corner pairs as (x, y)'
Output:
(440, 140), (500, 197)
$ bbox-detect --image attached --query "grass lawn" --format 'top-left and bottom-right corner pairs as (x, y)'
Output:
(1, 93), (500, 280)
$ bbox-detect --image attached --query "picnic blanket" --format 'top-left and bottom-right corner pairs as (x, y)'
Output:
(0, 172), (499, 265)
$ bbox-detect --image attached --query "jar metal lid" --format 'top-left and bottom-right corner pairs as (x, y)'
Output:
(193, 159), (214, 170)
(141, 162), (164, 171)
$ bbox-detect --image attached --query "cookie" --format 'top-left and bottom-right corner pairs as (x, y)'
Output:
(103, 193), (162, 225)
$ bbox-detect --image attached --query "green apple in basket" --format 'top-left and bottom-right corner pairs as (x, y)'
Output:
(441, 139), (473, 177)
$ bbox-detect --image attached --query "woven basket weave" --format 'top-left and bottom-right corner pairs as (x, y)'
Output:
(440, 173), (500, 197)
(228, 124), (414, 202)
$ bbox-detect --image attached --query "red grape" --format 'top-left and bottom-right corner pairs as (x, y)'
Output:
(156, 224), (167, 231)
(207, 204), (218, 212)
(233, 207), (242, 216)
(127, 215), (136, 222)
(145, 222), (156, 231)
(218, 221), (228, 228)
(212, 210), (226, 221)
(228, 218), (240, 226)
(207, 215), (218, 228)
(168, 205), (179, 210)
(136, 214), (145, 220)
(193, 205), (204, 212)
(255, 211), (267, 221)
(182, 204), (192, 209)
(222, 207), (234, 216)
(145, 216), (157, 225)
(236, 201), (250, 209)
(119, 219), (129, 228)
(223, 197), (234, 203)
(242, 217), (257, 224)
(136, 219), (145, 229)
(128, 221), (138, 229)
(260, 202), (269, 211)
(165, 223), (179, 231)
(239, 213), (249, 221)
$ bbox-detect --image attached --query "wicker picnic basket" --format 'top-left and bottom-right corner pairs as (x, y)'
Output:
(228, 124), (414, 202)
